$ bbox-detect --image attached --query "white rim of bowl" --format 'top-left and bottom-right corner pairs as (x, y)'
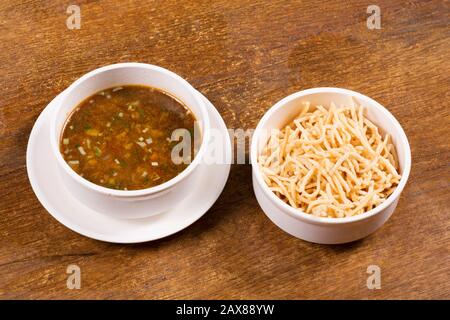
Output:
(50, 62), (210, 197)
(251, 87), (411, 225)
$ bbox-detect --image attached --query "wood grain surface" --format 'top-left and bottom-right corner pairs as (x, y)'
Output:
(0, 0), (449, 299)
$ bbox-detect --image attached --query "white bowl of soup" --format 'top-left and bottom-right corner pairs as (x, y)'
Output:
(50, 63), (210, 219)
(251, 88), (411, 244)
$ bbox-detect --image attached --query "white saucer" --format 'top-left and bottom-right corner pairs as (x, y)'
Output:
(26, 91), (231, 243)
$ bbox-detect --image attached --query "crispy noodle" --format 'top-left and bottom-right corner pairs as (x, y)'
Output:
(258, 102), (401, 218)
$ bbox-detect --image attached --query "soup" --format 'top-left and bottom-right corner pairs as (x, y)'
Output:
(60, 85), (199, 190)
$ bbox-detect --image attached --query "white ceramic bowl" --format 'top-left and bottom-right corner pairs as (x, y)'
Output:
(50, 63), (210, 219)
(251, 88), (411, 244)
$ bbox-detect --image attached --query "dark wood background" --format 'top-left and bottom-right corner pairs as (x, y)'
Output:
(0, 0), (449, 299)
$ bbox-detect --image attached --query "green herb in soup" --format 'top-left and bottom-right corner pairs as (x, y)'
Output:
(60, 85), (199, 190)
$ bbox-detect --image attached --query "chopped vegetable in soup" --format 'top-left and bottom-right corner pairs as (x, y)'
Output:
(60, 85), (199, 190)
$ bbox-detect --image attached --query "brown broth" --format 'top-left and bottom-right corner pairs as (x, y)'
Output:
(60, 85), (199, 190)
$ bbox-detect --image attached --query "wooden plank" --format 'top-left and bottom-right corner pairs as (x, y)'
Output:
(0, 0), (448, 299)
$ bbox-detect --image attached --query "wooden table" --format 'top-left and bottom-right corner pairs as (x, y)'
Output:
(0, 0), (448, 299)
